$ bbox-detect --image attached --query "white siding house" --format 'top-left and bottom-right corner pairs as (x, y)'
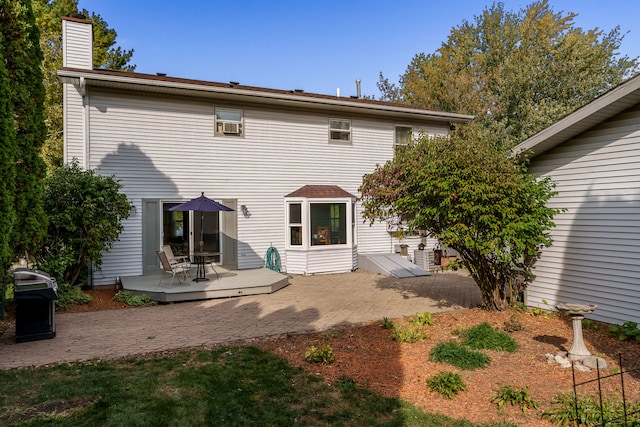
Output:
(60, 16), (473, 285)
(514, 74), (640, 325)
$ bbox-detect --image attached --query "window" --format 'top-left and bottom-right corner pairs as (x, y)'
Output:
(311, 203), (346, 245)
(329, 119), (351, 143)
(288, 203), (302, 246)
(215, 108), (243, 136)
(395, 125), (413, 147)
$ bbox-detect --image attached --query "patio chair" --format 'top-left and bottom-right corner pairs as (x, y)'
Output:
(157, 251), (191, 287)
(162, 245), (191, 267)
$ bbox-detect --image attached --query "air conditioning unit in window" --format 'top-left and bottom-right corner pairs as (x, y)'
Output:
(221, 121), (241, 134)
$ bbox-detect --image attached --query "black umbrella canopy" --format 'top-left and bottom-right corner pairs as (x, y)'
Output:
(168, 193), (234, 252)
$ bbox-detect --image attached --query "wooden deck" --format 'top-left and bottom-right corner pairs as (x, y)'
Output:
(120, 266), (290, 303)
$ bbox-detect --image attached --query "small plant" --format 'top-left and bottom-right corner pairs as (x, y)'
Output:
(321, 331), (338, 339)
(608, 321), (640, 342)
(113, 291), (157, 307)
(411, 311), (433, 326)
(503, 314), (524, 332)
(305, 344), (335, 364)
(581, 319), (598, 330)
(426, 371), (466, 399)
(55, 283), (92, 310)
(429, 341), (491, 370)
(541, 392), (636, 426)
(490, 384), (539, 415)
(381, 317), (394, 329)
(391, 323), (428, 343)
(461, 322), (518, 352)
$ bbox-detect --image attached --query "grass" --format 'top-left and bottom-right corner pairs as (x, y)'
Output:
(0, 346), (515, 427)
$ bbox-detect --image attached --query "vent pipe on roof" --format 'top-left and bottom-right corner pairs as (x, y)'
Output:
(337, 87), (341, 98)
(356, 79), (361, 99)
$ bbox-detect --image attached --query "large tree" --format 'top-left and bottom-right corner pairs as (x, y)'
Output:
(1, 0), (49, 263)
(360, 125), (562, 310)
(378, 0), (638, 147)
(32, 0), (135, 170)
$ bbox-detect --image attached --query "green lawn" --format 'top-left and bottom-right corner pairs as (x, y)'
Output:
(0, 346), (514, 426)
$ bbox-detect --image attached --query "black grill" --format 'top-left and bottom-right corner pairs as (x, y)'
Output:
(12, 268), (58, 343)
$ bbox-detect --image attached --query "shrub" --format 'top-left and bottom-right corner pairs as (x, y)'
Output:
(461, 322), (518, 352)
(411, 311), (433, 326)
(429, 341), (491, 370)
(542, 392), (640, 426)
(391, 323), (427, 343)
(491, 384), (539, 415)
(503, 314), (524, 332)
(113, 291), (157, 307)
(380, 317), (394, 329)
(55, 283), (91, 310)
(305, 345), (335, 364)
(608, 321), (640, 342)
(426, 371), (466, 399)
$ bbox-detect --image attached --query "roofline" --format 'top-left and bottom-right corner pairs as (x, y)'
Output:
(513, 73), (640, 158)
(58, 68), (474, 123)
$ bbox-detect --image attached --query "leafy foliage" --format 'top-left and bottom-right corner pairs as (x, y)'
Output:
(360, 125), (562, 310)
(304, 345), (335, 364)
(608, 322), (640, 342)
(32, 0), (136, 170)
(34, 161), (131, 286)
(378, 0), (637, 148)
(461, 322), (518, 352)
(380, 316), (394, 329)
(411, 311), (434, 326)
(391, 322), (428, 343)
(55, 282), (91, 310)
(427, 371), (467, 399)
(542, 392), (640, 426)
(491, 384), (539, 415)
(430, 341), (491, 370)
(1, 0), (48, 262)
(113, 291), (157, 307)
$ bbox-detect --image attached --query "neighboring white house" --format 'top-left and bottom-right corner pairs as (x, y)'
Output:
(514, 73), (640, 325)
(60, 16), (473, 285)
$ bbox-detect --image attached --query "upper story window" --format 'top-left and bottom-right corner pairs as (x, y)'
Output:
(215, 108), (243, 136)
(395, 125), (413, 147)
(329, 118), (351, 143)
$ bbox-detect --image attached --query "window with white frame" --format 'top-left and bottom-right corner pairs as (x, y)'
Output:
(215, 108), (243, 136)
(311, 203), (347, 245)
(329, 118), (351, 143)
(288, 203), (302, 246)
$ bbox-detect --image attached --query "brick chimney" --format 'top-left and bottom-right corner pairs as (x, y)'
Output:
(62, 14), (93, 70)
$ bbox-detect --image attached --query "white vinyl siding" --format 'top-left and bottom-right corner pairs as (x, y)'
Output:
(67, 88), (450, 282)
(62, 19), (92, 69)
(527, 105), (640, 325)
(63, 83), (85, 164)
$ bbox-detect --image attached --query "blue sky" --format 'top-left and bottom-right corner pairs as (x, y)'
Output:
(77, 0), (640, 98)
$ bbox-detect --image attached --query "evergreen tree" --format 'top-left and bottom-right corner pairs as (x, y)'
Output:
(0, 30), (17, 276)
(0, 0), (48, 263)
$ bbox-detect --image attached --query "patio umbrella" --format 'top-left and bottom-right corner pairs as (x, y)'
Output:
(168, 192), (234, 251)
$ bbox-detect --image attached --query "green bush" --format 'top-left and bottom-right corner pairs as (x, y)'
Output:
(429, 341), (491, 370)
(55, 283), (91, 310)
(305, 345), (335, 364)
(491, 384), (539, 415)
(391, 323), (428, 343)
(426, 371), (466, 399)
(542, 392), (640, 426)
(411, 311), (433, 326)
(113, 291), (157, 307)
(461, 322), (518, 352)
(608, 321), (640, 342)
(380, 317), (394, 329)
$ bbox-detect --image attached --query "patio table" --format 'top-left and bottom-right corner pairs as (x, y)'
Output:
(192, 251), (220, 282)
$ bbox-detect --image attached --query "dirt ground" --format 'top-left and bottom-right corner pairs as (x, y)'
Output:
(2, 287), (639, 426)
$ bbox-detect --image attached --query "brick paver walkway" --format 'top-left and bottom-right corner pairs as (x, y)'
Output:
(0, 270), (482, 370)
